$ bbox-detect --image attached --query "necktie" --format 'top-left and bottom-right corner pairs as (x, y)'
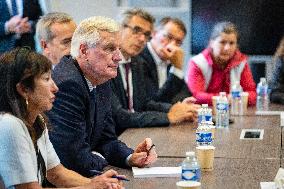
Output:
(90, 88), (97, 122)
(124, 63), (134, 112)
(11, 0), (18, 16)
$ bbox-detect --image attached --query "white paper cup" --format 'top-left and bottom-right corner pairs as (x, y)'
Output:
(212, 96), (218, 115)
(196, 146), (215, 171)
(240, 92), (249, 115)
(176, 181), (201, 189)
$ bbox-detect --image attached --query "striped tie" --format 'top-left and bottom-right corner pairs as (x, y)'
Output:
(11, 0), (18, 16)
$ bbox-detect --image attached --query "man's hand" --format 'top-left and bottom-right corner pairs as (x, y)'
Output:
(167, 102), (200, 124)
(182, 96), (197, 104)
(6, 15), (22, 33)
(161, 42), (184, 69)
(15, 17), (31, 34)
(88, 170), (124, 189)
(128, 138), (157, 167)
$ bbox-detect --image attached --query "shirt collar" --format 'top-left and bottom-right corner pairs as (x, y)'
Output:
(147, 42), (163, 65)
(119, 53), (131, 65)
(84, 77), (96, 92)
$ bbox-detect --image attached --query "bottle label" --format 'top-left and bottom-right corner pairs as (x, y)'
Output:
(231, 91), (241, 98)
(205, 115), (212, 122)
(257, 86), (268, 96)
(196, 132), (212, 144)
(217, 102), (228, 110)
(182, 168), (201, 181)
(198, 115), (212, 123)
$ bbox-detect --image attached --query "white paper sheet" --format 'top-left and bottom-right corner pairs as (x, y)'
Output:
(280, 112), (284, 127)
(260, 182), (276, 189)
(132, 167), (181, 178)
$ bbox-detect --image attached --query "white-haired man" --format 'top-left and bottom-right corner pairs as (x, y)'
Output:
(47, 16), (157, 178)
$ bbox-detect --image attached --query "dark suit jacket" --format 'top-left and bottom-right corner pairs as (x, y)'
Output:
(269, 57), (284, 104)
(111, 57), (171, 135)
(0, 0), (42, 53)
(47, 55), (133, 177)
(138, 46), (191, 104)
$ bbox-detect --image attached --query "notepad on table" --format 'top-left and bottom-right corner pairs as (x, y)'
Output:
(132, 167), (181, 178)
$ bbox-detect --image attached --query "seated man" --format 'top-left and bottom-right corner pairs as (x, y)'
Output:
(36, 12), (77, 67)
(47, 16), (157, 178)
(138, 17), (191, 104)
(111, 9), (199, 135)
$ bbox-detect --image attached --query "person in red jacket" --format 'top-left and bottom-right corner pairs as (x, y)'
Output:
(186, 21), (256, 105)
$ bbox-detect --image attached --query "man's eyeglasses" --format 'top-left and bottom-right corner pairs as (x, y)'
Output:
(124, 24), (151, 40)
(162, 32), (183, 46)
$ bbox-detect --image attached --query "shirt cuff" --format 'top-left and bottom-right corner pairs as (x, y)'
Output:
(169, 66), (184, 79)
(126, 154), (132, 167)
(4, 21), (10, 34)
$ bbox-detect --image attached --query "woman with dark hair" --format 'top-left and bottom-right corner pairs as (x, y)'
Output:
(269, 36), (284, 104)
(186, 21), (256, 105)
(0, 48), (124, 189)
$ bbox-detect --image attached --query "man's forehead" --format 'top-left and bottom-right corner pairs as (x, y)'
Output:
(128, 16), (152, 31)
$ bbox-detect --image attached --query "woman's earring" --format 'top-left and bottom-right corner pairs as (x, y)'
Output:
(25, 98), (29, 109)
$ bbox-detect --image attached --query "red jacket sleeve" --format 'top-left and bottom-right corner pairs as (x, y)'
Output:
(187, 60), (218, 105)
(240, 63), (256, 105)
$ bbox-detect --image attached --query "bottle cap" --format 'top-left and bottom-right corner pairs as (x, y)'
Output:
(186, 151), (195, 156)
(260, 77), (267, 84)
(219, 92), (226, 96)
(201, 104), (208, 108)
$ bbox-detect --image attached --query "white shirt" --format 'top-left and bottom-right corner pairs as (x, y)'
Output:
(0, 114), (60, 188)
(147, 42), (184, 88)
(85, 76), (96, 92)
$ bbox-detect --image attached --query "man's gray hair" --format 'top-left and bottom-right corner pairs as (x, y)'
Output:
(36, 12), (73, 42)
(120, 8), (155, 27)
(70, 16), (120, 58)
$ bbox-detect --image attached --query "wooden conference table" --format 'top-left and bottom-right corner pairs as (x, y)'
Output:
(116, 104), (284, 189)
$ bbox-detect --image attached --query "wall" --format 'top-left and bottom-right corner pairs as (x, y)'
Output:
(44, 0), (191, 70)
(45, 0), (118, 24)
(43, 0), (271, 81)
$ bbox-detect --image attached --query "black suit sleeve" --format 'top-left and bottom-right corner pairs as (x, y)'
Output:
(152, 72), (189, 103)
(95, 82), (134, 168)
(47, 80), (109, 177)
(111, 91), (170, 130)
(270, 57), (284, 104)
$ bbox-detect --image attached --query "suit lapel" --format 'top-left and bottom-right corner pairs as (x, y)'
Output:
(116, 68), (128, 108)
(131, 61), (139, 109)
(143, 47), (159, 89)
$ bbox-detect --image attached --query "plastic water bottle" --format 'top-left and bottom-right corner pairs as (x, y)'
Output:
(181, 151), (201, 181)
(196, 121), (213, 146)
(256, 77), (269, 111)
(231, 81), (243, 115)
(216, 92), (229, 128)
(198, 104), (212, 126)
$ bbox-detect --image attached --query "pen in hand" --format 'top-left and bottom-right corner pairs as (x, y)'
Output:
(147, 144), (155, 156)
(90, 170), (130, 181)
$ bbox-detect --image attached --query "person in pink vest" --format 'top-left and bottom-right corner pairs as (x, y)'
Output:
(186, 21), (256, 105)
